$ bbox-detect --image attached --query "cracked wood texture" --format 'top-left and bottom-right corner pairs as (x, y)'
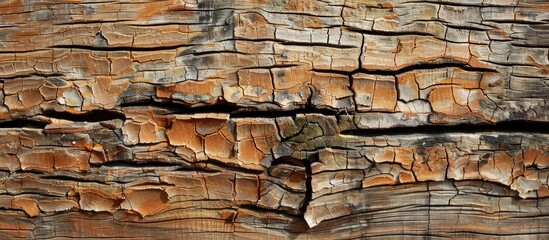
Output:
(0, 0), (548, 239)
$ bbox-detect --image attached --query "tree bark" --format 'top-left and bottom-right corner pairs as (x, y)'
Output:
(0, 0), (548, 238)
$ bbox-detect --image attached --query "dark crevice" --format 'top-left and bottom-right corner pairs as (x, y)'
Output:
(174, 103), (243, 115)
(0, 73), (64, 81)
(0, 49), (52, 54)
(14, 169), (46, 175)
(121, 99), (347, 118)
(230, 107), (342, 118)
(100, 158), (266, 175)
(510, 42), (549, 48)
(178, 50), (246, 57)
(313, 62), (498, 77)
(40, 175), (108, 185)
(120, 99), (186, 108)
(0, 119), (48, 129)
(238, 204), (305, 218)
(202, 160), (265, 175)
(238, 64), (301, 70)
(242, 203), (302, 217)
(351, 233), (448, 239)
(120, 99), (243, 115)
(50, 44), (193, 52)
(99, 161), (182, 168)
(345, 26), (436, 37)
(228, 37), (282, 43)
(401, 0), (513, 8)
(341, 120), (549, 137)
(128, 22), (203, 27)
(299, 156), (313, 215)
(443, 231), (549, 237)
(455, 180), (524, 198)
(399, 19), (493, 31)
(484, 19), (547, 25)
(278, 41), (357, 49)
(54, 20), (129, 25)
(273, 156), (304, 167)
(42, 109), (126, 122)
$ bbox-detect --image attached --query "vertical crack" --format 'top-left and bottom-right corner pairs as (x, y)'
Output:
(299, 156), (313, 216)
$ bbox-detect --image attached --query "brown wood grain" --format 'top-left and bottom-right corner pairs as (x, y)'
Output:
(0, 0), (548, 239)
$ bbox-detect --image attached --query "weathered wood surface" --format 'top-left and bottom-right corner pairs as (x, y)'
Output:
(0, 0), (548, 239)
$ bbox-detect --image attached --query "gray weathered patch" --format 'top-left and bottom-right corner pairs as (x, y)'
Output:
(47, 77), (69, 87)
(95, 32), (108, 47)
(172, 93), (213, 102)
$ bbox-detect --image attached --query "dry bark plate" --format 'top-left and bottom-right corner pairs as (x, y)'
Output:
(0, 0), (548, 239)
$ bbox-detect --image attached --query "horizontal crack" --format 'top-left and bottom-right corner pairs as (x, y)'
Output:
(50, 44), (193, 52)
(341, 120), (549, 137)
(299, 158), (313, 214)
(42, 110), (126, 122)
(40, 175), (109, 185)
(0, 119), (48, 129)
(313, 62), (498, 77)
(121, 99), (243, 115)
